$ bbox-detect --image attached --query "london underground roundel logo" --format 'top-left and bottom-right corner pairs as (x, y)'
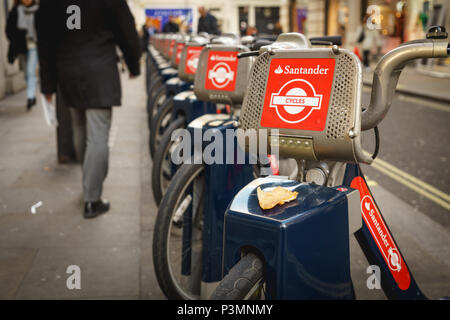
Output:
(270, 79), (323, 123)
(185, 46), (203, 74)
(208, 62), (234, 88)
(175, 43), (185, 65)
(205, 51), (238, 92)
(260, 58), (335, 131)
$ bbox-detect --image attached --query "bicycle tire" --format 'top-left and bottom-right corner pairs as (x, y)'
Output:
(210, 253), (265, 300)
(150, 97), (174, 158)
(152, 116), (185, 205)
(153, 163), (206, 300)
(148, 82), (167, 126)
(147, 72), (161, 98)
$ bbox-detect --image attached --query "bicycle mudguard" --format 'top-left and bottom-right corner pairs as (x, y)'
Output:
(165, 77), (191, 97)
(172, 91), (217, 124)
(343, 164), (427, 300)
(221, 176), (361, 299)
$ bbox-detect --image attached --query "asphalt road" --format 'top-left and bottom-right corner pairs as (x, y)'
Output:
(360, 87), (450, 228)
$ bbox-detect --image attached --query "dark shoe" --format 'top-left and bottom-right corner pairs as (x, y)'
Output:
(84, 199), (110, 219)
(27, 98), (36, 111)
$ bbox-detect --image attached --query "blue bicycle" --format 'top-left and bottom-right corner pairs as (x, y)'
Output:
(151, 33), (332, 299)
(211, 27), (450, 300)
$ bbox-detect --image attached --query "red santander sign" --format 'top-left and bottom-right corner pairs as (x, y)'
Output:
(204, 51), (239, 92)
(168, 40), (176, 58)
(260, 58), (335, 131)
(185, 46), (203, 75)
(175, 43), (185, 65)
(351, 176), (411, 290)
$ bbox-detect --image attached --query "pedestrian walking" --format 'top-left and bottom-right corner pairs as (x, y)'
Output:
(356, 14), (382, 71)
(5, 0), (39, 111)
(162, 16), (179, 33)
(197, 6), (220, 35)
(273, 21), (283, 35)
(36, 0), (142, 219)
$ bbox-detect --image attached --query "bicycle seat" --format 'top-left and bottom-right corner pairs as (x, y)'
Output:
(193, 43), (253, 106)
(239, 32), (372, 164)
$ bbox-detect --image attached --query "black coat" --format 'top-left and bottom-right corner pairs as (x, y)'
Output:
(35, 0), (142, 109)
(198, 13), (220, 35)
(162, 22), (179, 33)
(5, 6), (28, 64)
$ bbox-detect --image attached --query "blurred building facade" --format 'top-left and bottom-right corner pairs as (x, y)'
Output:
(131, 0), (449, 71)
(0, 0), (26, 99)
(129, 0), (291, 36)
(1, 0), (449, 100)
(131, 0), (449, 47)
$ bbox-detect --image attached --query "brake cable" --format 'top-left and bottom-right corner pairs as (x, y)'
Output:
(362, 105), (380, 160)
(372, 126), (380, 160)
(237, 51), (259, 59)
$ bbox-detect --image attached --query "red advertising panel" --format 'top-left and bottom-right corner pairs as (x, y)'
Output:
(204, 51), (239, 92)
(260, 58), (335, 131)
(185, 46), (203, 74)
(168, 39), (176, 58)
(351, 176), (411, 291)
(175, 43), (185, 65)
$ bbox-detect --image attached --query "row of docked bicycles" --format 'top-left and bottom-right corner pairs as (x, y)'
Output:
(145, 27), (450, 300)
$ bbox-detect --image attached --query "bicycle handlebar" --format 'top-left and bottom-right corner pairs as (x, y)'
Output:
(361, 37), (449, 131)
(309, 35), (342, 46)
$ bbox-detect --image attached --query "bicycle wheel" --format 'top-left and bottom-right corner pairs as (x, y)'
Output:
(147, 71), (161, 96)
(149, 97), (174, 158)
(153, 163), (206, 300)
(149, 82), (168, 125)
(210, 253), (265, 300)
(152, 116), (185, 205)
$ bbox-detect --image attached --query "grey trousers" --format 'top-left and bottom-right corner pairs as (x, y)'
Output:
(69, 108), (112, 202)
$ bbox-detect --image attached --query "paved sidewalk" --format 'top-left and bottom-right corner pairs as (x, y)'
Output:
(0, 72), (164, 299)
(363, 65), (450, 103)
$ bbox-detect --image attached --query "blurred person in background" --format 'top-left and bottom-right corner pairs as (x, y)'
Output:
(141, 24), (150, 53)
(5, 0), (39, 111)
(162, 15), (179, 33)
(246, 26), (257, 36)
(356, 14), (382, 71)
(35, 0), (142, 219)
(273, 21), (282, 35)
(197, 6), (220, 35)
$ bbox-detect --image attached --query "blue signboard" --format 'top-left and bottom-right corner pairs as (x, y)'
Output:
(145, 8), (193, 33)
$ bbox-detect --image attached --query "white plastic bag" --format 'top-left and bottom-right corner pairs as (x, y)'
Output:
(40, 94), (58, 127)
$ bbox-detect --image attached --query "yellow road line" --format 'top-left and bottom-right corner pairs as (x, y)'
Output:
(363, 86), (450, 113)
(371, 160), (450, 211)
(373, 158), (450, 202)
(397, 94), (450, 113)
(365, 175), (378, 187)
